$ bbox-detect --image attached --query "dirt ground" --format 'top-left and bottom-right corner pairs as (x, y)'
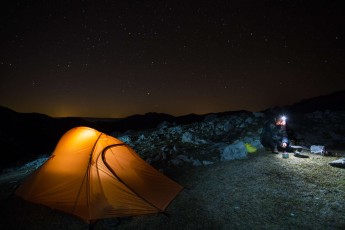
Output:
(1, 150), (344, 230)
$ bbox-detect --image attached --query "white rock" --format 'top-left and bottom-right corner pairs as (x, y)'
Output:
(170, 159), (183, 166)
(202, 160), (214, 165)
(118, 135), (131, 144)
(310, 145), (325, 154)
(176, 155), (191, 162)
(181, 132), (193, 143)
(192, 159), (202, 166)
(220, 141), (247, 161)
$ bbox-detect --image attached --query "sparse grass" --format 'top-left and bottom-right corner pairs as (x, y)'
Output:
(1, 150), (344, 229)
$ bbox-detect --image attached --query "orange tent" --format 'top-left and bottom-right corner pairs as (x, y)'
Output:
(16, 127), (183, 222)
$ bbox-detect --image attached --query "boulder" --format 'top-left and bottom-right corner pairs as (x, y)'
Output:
(220, 141), (247, 161)
(329, 158), (345, 169)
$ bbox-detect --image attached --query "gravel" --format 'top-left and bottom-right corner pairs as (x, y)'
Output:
(1, 149), (344, 229)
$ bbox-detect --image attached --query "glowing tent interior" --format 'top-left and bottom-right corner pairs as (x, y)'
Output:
(16, 127), (183, 222)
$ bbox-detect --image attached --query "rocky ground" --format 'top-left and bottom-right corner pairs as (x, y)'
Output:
(0, 110), (344, 229)
(0, 149), (344, 229)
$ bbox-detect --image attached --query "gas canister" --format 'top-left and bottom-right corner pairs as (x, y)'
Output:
(282, 152), (289, 159)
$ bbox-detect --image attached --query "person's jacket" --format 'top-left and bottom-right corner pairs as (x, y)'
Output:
(261, 120), (289, 146)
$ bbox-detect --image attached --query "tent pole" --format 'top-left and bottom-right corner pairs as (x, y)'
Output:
(71, 133), (103, 217)
(101, 144), (162, 212)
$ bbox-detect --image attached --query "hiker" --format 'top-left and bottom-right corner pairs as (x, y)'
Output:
(261, 116), (291, 153)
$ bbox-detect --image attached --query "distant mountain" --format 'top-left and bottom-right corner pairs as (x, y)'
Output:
(0, 106), (92, 169)
(262, 90), (345, 116)
(288, 90), (345, 113)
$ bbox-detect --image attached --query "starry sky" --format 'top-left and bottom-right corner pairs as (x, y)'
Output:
(1, 1), (344, 118)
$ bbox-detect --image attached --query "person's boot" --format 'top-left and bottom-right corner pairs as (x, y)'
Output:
(272, 146), (279, 154)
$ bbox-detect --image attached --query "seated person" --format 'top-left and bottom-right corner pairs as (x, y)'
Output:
(261, 116), (292, 153)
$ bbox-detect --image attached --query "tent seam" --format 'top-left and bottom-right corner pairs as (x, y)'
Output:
(71, 132), (103, 221)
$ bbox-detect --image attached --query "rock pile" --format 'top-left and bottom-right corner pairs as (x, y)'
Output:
(117, 111), (266, 171)
(116, 110), (345, 171)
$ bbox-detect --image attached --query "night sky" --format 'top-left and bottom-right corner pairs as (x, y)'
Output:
(1, 1), (344, 118)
